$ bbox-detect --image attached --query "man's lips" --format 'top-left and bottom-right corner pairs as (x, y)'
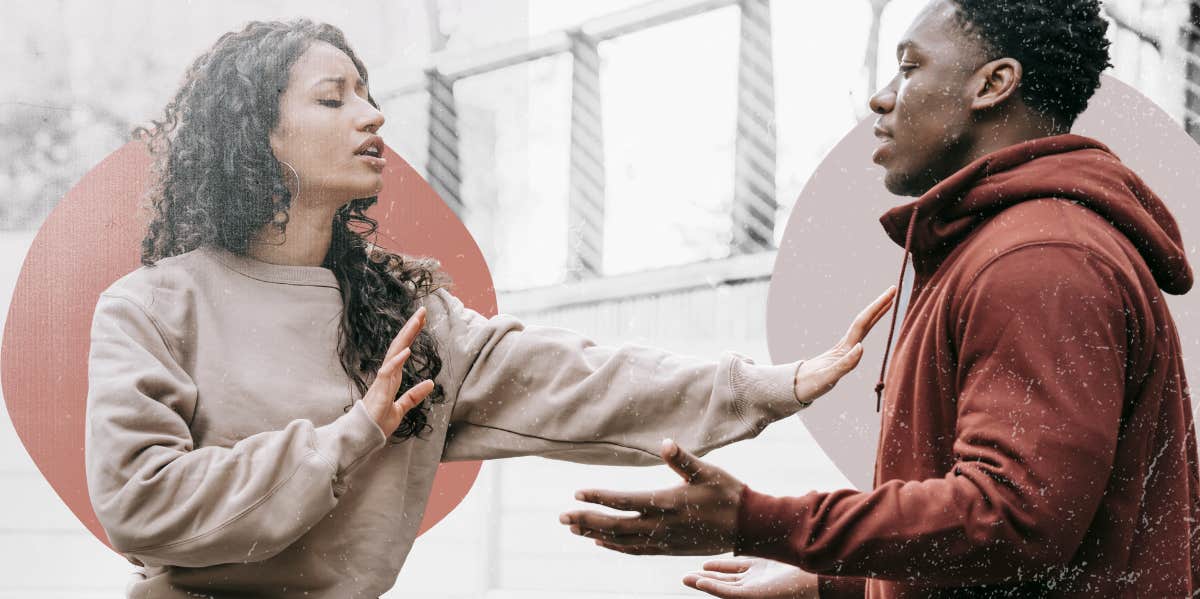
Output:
(872, 128), (894, 164)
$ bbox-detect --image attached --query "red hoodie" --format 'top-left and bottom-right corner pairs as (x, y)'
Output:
(735, 134), (1200, 598)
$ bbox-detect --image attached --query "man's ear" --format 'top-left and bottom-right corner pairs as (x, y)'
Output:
(970, 57), (1022, 111)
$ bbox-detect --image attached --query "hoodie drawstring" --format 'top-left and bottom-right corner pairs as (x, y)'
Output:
(875, 206), (919, 412)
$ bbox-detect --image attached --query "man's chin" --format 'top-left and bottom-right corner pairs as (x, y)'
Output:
(883, 172), (927, 197)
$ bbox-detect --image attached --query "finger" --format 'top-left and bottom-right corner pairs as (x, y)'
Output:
(572, 489), (669, 513)
(384, 306), (427, 362)
(840, 286), (896, 346)
(683, 572), (745, 592)
(560, 510), (656, 538)
(690, 577), (749, 598)
(594, 539), (666, 556)
(701, 558), (754, 573)
(570, 525), (650, 544)
(378, 347), (412, 381)
(689, 571), (742, 583)
(840, 286), (897, 347)
(831, 343), (865, 376)
(864, 286), (898, 329)
(394, 379), (435, 414)
(660, 438), (704, 482)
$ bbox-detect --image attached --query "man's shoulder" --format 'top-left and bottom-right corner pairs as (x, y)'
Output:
(973, 198), (1116, 252)
(944, 198), (1148, 296)
(950, 198), (1140, 280)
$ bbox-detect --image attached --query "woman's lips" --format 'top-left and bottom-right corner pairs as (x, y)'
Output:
(357, 154), (387, 171)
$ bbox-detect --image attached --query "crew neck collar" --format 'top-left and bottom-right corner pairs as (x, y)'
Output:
(200, 245), (340, 290)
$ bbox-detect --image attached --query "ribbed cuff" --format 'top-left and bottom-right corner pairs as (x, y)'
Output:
(314, 400), (388, 476)
(728, 357), (803, 430)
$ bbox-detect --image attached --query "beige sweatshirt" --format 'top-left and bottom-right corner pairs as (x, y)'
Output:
(84, 245), (803, 598)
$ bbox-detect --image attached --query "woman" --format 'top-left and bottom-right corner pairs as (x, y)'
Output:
(84, 19), (894, 598)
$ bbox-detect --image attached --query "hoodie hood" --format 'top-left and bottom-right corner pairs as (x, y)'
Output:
(879, 134), (1192, 295)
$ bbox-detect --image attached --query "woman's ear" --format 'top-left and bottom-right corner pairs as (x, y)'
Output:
(970, 57), (1022, 111)
(268, 125), (285, 158)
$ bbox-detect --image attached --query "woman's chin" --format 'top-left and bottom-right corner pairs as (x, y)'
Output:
(369, 174), (385, 195)
(349, 179), (385, 201)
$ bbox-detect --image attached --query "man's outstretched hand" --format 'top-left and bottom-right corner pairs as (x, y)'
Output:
(560, 439), (745, 556)
(683, 557), (819, 599)
(558, 288), (896, 566)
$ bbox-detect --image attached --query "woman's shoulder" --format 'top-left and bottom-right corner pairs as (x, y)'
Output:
(416, 287), (484, 324)
(99, 247), (217, 317)
(416, 287), (523, 347)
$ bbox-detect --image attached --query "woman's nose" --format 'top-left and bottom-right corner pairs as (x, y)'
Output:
(358, 101), (385, 133)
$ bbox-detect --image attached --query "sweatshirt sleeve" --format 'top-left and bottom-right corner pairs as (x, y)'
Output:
(84, 293), (388, 568)
(734, 245), (1131, 586)
(818, 575), (866, 598)
(423, 289), (803, 465)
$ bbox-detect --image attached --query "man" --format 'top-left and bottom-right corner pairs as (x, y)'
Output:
(559, 0), (1200, 597)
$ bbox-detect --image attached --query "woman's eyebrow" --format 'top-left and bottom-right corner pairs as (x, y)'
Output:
(311, 76), (368, 91)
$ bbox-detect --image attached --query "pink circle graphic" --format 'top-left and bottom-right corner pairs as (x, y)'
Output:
(767, 75), (1200, 490)
(1, 141), (493, 549)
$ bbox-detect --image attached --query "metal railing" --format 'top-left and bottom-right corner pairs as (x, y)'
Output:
(379, 0), (778, 280)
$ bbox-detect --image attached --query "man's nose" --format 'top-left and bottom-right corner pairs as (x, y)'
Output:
(869, 85), (895, 115)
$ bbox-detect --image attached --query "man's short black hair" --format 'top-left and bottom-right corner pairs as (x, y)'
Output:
(950, 0), (1113, 125)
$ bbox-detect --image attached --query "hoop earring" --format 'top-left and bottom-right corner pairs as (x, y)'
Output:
(274, 160), (302, 226)
(280, 159), (301, 201)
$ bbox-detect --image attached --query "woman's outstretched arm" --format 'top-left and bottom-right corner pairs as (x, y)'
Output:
(433, 287), (894, 465)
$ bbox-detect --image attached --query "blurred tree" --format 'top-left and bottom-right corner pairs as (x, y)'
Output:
(0, 1), (134, 231)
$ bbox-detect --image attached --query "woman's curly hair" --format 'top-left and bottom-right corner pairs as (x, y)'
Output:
(950, 0), (1112, 126)
(137, 19), (446, 440)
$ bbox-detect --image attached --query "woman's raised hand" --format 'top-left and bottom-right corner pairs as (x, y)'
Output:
(792, 286), (897, 406)
(362, 306), (436, 436)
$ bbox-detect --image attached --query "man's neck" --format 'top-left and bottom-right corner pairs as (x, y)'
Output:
(961, 112), (1068, 167)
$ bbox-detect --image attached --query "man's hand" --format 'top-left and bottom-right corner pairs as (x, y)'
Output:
(683, 557), (819, 599)
(792, 286), (896, 405)
(560, 439), (745, 556)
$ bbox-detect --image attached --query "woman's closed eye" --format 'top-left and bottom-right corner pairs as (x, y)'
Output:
(318, 99), (343, 108)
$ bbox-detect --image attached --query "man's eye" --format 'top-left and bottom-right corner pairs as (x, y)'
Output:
(318, 99), (343, 108)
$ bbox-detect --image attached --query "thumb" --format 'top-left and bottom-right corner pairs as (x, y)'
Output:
(833, 343), (864, 375)
(661, 438), (703, 482)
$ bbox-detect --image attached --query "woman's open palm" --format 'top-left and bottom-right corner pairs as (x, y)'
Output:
(792, 286), (896, 405)
(363, 306), (436, 436)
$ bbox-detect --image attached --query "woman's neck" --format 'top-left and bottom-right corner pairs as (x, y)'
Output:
(248, 202), (338, 267)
